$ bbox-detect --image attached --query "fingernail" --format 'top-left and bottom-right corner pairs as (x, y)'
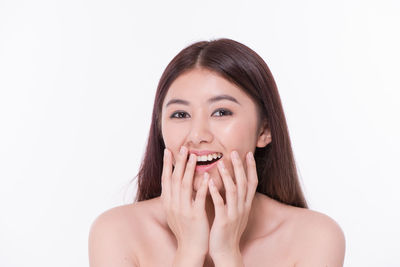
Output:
(209, 179), (215, 187)
(247, 151), (253, 161)
(204, 172), (209, 179)
(218, 160), (225, 169)
(231, 150), (239, 160)
(180, 146), (186, 155)
(165, 148), (171, 158)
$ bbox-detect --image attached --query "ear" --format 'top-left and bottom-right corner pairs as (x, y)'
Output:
(256, 121), (272, 148)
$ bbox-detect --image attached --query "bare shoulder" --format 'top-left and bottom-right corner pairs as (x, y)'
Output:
(289, 207), (346, 267)
(88, 199), (158, 267)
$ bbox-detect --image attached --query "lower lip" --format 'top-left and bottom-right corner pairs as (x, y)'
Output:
(195, 158), (221, 173)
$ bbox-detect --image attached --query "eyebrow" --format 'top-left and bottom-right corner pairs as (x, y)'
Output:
(165, 94), (241, 107)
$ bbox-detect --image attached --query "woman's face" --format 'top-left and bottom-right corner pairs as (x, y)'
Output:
(161, 68), (270, 193)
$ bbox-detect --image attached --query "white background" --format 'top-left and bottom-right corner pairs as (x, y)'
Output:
(1, 0), (399, 266)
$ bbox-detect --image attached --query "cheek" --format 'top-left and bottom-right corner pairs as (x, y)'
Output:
(216, 119), (256, 149)
(216, 120), (256, 177)
(162, 122), (188, 165)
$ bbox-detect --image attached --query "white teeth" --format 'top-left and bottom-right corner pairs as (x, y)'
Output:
(197, 153), (222, 162)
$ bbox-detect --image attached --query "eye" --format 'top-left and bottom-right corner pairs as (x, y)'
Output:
(170, 111), (190, 119)
(212, 108), (233, 117)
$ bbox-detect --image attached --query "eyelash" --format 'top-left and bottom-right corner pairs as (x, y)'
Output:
(170, 108), (233, 119)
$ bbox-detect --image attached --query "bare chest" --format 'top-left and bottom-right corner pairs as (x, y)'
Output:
(133, 224), (297, 267)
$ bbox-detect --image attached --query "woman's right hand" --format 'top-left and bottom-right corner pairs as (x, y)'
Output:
(161, 146), (211, 257)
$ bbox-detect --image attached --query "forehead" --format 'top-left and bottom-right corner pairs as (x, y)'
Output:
(163, 68), (253, 106)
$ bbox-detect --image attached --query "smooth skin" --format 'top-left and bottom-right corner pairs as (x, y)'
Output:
(88, 68), (345, 267)
(161, 147), (210, 259)
(160, 67), (272, 265)
(161, 146), (259, 265)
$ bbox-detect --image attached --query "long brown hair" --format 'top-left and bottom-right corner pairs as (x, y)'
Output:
(133, 38), (308, 209)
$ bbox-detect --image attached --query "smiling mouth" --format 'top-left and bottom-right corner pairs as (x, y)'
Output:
(197, 156), (222, 166)
(187, 154), (223, 166)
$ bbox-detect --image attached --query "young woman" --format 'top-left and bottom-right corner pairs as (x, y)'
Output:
(89, 38), (345, 267)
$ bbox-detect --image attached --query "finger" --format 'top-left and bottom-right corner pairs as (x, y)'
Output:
(193, 172), (210, 211)
(245, 151), (258, 208)
(217, 158), (237, 217)
(161, 148), (172, 206)
(208, 176), (225, 217)
(231, 150), (247, 211)
(181, 153), (197, 208)
(171, 146), (188, 208)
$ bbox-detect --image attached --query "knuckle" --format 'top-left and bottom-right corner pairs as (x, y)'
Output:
(181, 180), (191, 190)
(228, 186), (237, 194)
(249, 177), (258, 186)
(171, 174), (180, 182)
(162, 174), (168, 183)
(239, 180), (247, 188)
(254, 180), (259, 187)
(196, 190), (205, 198)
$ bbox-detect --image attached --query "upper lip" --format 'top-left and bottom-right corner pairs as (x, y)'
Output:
(188, 150), (222, 156)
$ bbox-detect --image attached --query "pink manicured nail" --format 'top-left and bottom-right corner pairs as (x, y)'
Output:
(231, 150), (239, 160)
(209, 179), (215, 187)
(180, 146), (186, 155)
(218, 160), (225, 169)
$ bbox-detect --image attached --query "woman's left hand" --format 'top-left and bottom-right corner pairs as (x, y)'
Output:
(208, 150), (258, 260)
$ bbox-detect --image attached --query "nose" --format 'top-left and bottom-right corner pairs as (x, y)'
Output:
(187, 113), (213, 146)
